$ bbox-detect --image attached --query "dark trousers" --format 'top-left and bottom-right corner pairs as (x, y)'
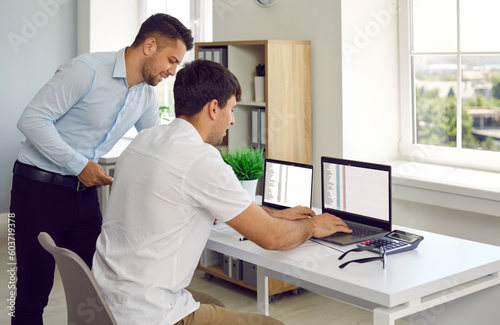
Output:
(10, 172), (102, 325)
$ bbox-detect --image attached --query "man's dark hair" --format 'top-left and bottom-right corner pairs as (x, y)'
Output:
(131, 13), (194, 51)
(174, 60), (242, 117)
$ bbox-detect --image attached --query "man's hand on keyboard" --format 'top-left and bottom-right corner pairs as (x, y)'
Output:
(311, 213), (352, 238)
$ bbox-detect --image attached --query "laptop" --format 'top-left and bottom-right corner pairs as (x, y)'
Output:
(261, 158), (314, 210)
(316, 156), (392, 245)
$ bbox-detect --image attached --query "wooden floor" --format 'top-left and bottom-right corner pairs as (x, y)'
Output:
(0, 229), (414, 325)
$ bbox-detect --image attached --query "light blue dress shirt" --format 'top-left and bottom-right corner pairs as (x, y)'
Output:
(17, 47), (161, 176)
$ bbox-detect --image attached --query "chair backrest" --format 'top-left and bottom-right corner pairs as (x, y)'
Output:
(38, 232), (118, 325)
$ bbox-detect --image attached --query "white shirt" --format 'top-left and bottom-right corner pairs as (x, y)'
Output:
(92, 118), (252, 325)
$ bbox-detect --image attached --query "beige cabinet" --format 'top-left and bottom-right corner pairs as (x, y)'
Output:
(195, 40), (312, 164)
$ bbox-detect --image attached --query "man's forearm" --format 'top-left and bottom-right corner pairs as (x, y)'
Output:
(261, 205), (314, 220)
(228, 202), (350, 252)
(264, 217), (315, 251)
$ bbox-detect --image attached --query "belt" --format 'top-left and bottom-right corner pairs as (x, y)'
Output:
(13, 161), (88, 191)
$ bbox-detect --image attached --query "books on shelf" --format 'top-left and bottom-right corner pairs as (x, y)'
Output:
(252, 107), (266, 151)
(197, 47), (228, 67)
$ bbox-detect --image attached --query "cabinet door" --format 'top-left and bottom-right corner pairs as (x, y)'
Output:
(267, 42), (312, 164)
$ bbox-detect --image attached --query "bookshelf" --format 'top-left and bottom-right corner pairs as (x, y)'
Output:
(197, 264), (299, 300)
(195, 40), (312, 164)
(196, 40), (311, 299)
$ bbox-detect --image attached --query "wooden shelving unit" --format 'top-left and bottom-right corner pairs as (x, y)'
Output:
(195, 40), (311, 298)
(195, 40), (312, 164)
(197, 264), (299, 298)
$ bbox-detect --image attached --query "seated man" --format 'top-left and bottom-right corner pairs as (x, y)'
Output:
(92, 59), (352, 325)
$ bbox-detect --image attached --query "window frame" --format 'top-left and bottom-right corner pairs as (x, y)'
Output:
(139, 0), (213, 114)
(398, 0), (500, 173)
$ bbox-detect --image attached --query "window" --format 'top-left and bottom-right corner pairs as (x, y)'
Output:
(122, 0), (211, 139)
(399, 0), (500, 172)
(141, 0), (212, 122)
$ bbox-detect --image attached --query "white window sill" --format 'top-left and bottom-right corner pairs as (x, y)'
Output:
(385, 160), (500, 217)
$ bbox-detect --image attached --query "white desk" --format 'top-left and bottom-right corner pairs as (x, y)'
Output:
(205, 226), (500, 325)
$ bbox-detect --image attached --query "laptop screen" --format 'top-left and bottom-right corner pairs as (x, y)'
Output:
(321, 157), (391, 230)
(262, 159), (313, 210)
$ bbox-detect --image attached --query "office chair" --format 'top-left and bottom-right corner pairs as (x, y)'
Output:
(38, 232), (118, 325)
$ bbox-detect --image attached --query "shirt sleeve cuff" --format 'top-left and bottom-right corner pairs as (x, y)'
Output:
(67, 153), (89, 176)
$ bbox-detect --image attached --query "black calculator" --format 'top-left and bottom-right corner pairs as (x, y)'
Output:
(358, 230), (424, 255)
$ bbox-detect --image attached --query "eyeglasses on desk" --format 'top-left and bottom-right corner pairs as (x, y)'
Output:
(338, 245), (386, 269)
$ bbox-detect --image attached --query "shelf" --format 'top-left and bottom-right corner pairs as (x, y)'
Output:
(238, 100), (266, 107)
(198, 264), (256, 291)
(197, 264), (298, 296)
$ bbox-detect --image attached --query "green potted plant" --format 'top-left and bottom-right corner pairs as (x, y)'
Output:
(221, 146), (265, 200)
(158, 106), (173, 122)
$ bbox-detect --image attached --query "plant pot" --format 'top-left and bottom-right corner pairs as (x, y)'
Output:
(254, 76), (265, 102)
(240, 179), (259, 201)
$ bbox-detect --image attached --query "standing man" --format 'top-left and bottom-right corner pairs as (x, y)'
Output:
(10, 13), (193, 324)
(92, 59), (352, 325)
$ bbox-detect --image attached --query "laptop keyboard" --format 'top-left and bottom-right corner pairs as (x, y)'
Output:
(347, 224), (380, 238)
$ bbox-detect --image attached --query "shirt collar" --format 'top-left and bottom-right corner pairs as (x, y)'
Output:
(113, 47), (128, 79)
(172, 118), (204, 143)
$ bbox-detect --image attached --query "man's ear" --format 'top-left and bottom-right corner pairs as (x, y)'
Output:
(207, 99), (219, 121)
(143, 37), (157, 56)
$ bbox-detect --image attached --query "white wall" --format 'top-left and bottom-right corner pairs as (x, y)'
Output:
(394, 200), (500, 246)
(77, 0), (140, 54)
(341, 0), (399, 162)
(0, 0), (77, 213)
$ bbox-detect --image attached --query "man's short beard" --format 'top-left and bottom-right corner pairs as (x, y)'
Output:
(206, 126), (224, 146)
(142, 56), (159, 86)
